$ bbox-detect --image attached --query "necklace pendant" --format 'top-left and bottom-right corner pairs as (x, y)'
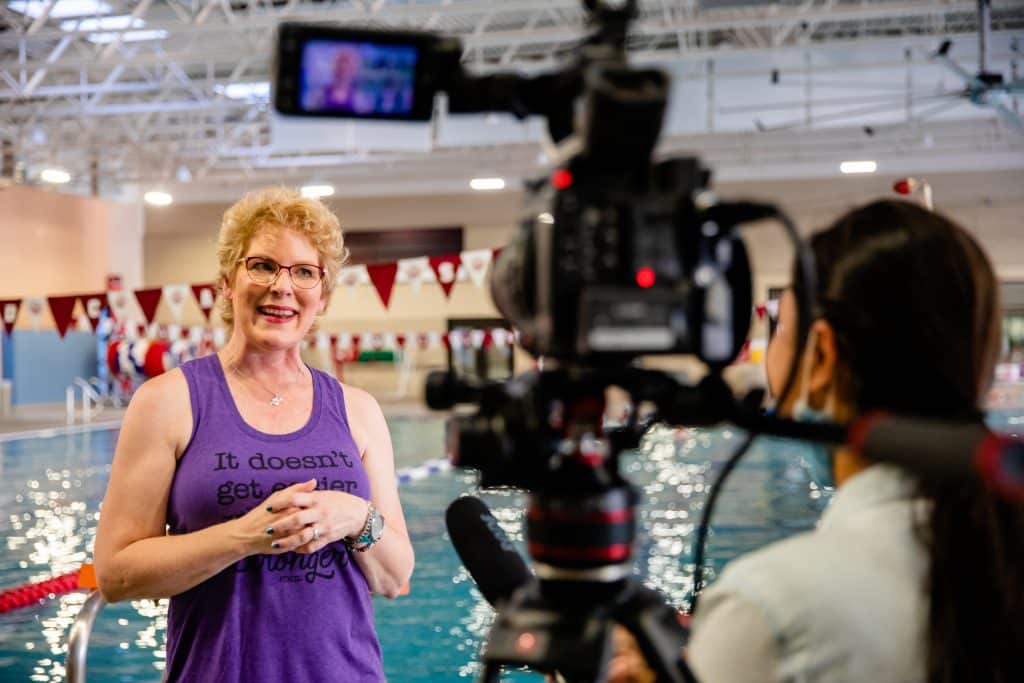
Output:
(270, 395), (283, 407)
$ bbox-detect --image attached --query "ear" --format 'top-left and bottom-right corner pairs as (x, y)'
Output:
(806, 318), (838, 404)
(221, 273), (233, 301)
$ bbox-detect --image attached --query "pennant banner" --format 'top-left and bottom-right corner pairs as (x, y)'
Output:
(2, 247), (525, 334)
(107, 291), (132, 322)
(0, 299), (21, 336)
(134, 288), (163, 325)
(366, 263), (399, 309)
(191, 283), (217, 321)
(47, 295), (78, 338)
(461, 249), (493, 289)
(78, 293), (107, 332)
(23, 297), (45, 330)
(398, 257), (430, 293)
(338, 265), (368, 292)
(163, 284), (190, 322)
(429, 254), (462, 299)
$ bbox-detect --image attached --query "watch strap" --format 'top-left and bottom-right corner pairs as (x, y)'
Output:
(347, 501), (382, 551)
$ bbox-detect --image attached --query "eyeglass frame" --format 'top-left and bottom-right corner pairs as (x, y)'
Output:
(237, 256), (326, 290)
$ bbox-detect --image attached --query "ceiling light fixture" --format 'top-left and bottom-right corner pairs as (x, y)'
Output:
(10, 1), (112, 20)
(144, 190), (173, 206)
(40, 168), (71, 184)
(839, 160), (877, 174)
(213, 82), (271, 101)
(301, 184), (335, 199)
(470, 177), (505, 191)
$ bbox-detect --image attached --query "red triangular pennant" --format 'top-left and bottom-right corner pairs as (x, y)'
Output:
(492, 246), (504, 261)
(0, 299), (21, 336)
(428, 254), (462, 299)
(191, 283), (217, 321)
(78, 293), (107, 331)
(47, 295), (78, 338)
(366, 263), (399, 309)
(134, 287), (163, 324)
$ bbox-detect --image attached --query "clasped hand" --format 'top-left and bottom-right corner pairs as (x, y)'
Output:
(231, 479), (368, 556)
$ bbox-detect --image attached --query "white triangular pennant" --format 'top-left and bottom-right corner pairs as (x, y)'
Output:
(23, 297), (45, 330)
(338, 265), (368, 294)
(491, 328), (510, 348)
(163, 285), (190, 322)
(460, 249), (493, 288)
(107, 291), (133, 324)
(397, 257), (430, 293)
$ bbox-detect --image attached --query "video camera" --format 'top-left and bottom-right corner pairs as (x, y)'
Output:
(274, 2), (1024, 681)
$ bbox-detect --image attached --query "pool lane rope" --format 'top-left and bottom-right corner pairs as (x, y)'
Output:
(0, 565), (97, 615)
(0, 458), (453, 614)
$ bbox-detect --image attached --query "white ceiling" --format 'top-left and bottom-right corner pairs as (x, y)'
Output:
(1, 0), (1022, 202)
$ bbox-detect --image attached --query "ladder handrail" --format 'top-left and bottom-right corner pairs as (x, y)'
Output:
(67, 377), (103, 422)
(65, 590), (107, 683)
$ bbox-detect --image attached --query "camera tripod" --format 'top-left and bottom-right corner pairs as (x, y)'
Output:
(451, 374), (699, 683)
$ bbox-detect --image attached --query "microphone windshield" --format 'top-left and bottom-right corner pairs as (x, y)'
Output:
(446, 496), (533, 606)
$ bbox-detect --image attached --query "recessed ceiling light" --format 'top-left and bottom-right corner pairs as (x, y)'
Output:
(144, 190), (173, 206)
(470, 177), (505, 191)
(301, 184), (335, 199)
(839, 160), (877, 174)
(40, 168), (71, 184)
(59, 15), (142, 32)
(10, 1), (112, 20)
(85, 28), (168, 44)
(213, 82), (271, 101)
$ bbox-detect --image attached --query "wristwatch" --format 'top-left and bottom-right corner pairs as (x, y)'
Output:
(348, 501), (385, 552)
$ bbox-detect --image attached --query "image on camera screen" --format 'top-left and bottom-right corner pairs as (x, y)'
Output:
(299, 39), (418, 116)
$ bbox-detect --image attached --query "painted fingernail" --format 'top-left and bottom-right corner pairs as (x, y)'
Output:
(271, 541), (281, 549)
(266, 505), (273, 512)
(265, 527), (274, 535)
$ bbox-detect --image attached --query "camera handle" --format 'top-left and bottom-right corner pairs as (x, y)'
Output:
(476, 578), (696, 683)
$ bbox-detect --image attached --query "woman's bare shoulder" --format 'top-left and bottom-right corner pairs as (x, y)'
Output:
(122, 367), (193, 454)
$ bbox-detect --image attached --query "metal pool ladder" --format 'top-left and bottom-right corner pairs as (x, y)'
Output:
(66, 591), (107, 683)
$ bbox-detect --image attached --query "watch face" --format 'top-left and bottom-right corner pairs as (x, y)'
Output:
(370, 510), (385, 539)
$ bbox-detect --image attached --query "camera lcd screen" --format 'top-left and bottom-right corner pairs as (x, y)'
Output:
(298, 39), (419, 117)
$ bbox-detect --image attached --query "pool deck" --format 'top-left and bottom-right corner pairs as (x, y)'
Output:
(0, 397), (437, 439)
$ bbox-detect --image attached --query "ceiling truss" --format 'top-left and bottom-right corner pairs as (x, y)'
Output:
(0, 0), (1021, 198)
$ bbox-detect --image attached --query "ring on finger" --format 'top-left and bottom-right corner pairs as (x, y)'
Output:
(312, 526), (320, 542)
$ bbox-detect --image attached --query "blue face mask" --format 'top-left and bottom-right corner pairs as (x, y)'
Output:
(789, 329), (837, 490)
(792, 398), (836, 490)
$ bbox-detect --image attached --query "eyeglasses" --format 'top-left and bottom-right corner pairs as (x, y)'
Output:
(240, 256), (325, 289)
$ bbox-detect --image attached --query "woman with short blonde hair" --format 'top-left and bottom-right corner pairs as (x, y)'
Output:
(95, 186), (413, 682)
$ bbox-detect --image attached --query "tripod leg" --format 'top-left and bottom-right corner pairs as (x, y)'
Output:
(613, 583), (699, 683)
(479, 661), (503, 683)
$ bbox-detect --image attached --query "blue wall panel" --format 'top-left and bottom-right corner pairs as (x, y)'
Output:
(8, 331), (98, 405)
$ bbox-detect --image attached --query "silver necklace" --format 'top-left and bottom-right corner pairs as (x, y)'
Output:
(229, 363), (303, 407)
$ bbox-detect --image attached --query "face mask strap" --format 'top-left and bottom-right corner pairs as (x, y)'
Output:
(794, 326), (837, 417)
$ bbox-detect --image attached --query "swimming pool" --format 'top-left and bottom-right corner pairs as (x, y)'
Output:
(1, 400), (1020, 682)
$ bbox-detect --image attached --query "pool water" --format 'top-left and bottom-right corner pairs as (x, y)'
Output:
(1, 401), (1020, 682)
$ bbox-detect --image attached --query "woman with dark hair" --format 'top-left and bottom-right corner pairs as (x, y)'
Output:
(610, 199), (1024, 682)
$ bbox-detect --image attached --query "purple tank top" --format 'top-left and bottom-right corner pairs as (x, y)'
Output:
(165, 354), (383, 682)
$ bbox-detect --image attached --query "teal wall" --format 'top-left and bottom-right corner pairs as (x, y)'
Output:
(4, 331), (98, 405)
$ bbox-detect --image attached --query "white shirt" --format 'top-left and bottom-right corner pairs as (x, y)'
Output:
(687, 465), (929, 683)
